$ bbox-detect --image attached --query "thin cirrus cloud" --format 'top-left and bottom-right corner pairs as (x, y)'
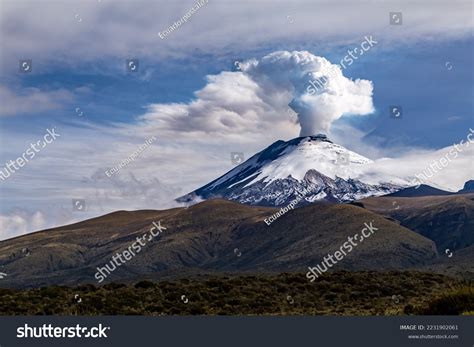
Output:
(0, 86), (74, 117)
(0, 0), (472, 70)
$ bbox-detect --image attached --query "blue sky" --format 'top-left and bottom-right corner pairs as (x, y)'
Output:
(0, 0), (472, 239)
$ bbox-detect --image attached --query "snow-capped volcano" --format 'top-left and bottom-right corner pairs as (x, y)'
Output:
(177, 134), (403, 206)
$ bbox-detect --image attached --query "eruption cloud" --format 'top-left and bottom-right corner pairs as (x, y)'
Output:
(242, 51), (375, 136)
(138, 50), (375, 140)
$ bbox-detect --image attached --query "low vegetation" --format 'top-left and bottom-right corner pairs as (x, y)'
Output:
(0, 271), (472, 315)
(416, 286), (474, 315)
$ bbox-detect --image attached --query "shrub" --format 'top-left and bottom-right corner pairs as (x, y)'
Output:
(134, 281), (155, 289)
(419, 286), (474, 315)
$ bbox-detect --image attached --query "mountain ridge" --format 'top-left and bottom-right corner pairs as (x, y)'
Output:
(178, 134), (402, 206)
(0, 199), (438, 288)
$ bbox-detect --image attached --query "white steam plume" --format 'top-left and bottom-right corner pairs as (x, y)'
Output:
(242, 51), (375, 136)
